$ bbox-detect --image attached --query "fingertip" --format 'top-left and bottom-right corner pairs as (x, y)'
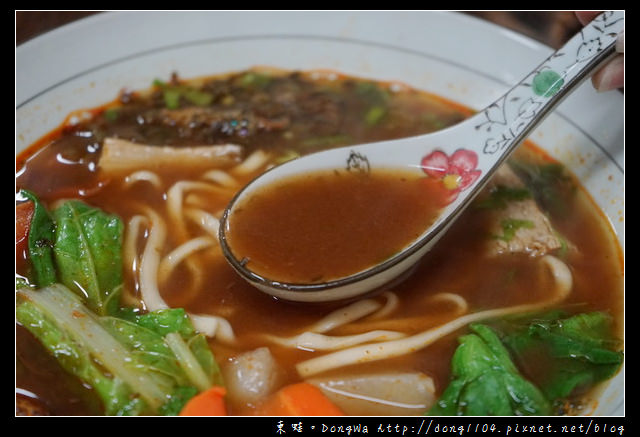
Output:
(591, 55), (624, 92)
(575, 11), (602, 26)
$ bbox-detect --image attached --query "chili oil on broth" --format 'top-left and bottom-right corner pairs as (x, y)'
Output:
(15, 68), (623, 416)
(225, 167), (450, 284)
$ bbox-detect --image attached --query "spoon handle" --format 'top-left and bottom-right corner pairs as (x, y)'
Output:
(473, 11), (623, 159)
(418, 11), (623, 260)
(422, 11), (625, 220)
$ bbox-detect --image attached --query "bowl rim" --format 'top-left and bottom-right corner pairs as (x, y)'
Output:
(15, 10), (624, 416)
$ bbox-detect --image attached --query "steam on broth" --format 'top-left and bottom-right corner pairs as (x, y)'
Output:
(16, 69), (623, 416)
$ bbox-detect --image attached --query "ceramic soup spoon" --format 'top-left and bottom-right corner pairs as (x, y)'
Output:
(219, 11), (624, 303)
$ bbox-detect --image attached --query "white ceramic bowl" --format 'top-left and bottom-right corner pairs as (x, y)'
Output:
(16, 11), (624, 416)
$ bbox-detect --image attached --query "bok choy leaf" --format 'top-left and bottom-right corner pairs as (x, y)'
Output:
(427, 323), (551, 416)
(19, 189), (56, 287)
(52, 200), (123, 316)
(16, 192), (224, 415)
(428, 312), (623, 416)
(16, 284), (221, 416)
(501, 311), (623, 400)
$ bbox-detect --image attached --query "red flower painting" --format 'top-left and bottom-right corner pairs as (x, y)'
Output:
(421, 149), (481, 202)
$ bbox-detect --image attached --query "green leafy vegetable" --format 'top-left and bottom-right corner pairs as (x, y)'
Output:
(502, 311), (623, 400)
(16, 193), (224, 415)
(428, 323), (551, 416)
(52, 200), (124, 316)
(20, 189), (57, 287)
(159, 386), (199, 416)
(16, 284), (221, 416)
(119, 308), (224, 387)
(475, 185), (532, 210)
(16, 276), (34, 290)
(509, 159), (575, 216)
(17, 285), (163, 415)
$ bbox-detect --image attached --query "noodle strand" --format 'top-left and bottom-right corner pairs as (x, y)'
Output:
(123, 170), (163, 189)
(158, 236), (216, 283)
(296, 255), (572, 377)
(265, 330), (406, 351)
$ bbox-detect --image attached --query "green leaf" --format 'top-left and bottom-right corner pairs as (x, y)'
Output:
(16, 285), (223, 416)
(159, 386), (198, 416)
(16, 276), (35, 290)
(126, 308), (224, 387)
(101, 316), (191, 389)
(16, 286), (150, 415)
(188, 334), (224, 387)
(52, 200), (124, 316)
(503, 312), (623, 400)
(475, 185), (532, 210)
(509, 159), (575, 216)
(135, 307), (195, 337)
(19, 190), (57, 287)
(428, 324), (551, 416)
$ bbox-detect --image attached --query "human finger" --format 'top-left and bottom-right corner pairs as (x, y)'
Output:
(575, 11), (601, 26)
(591, 54), (624, 92)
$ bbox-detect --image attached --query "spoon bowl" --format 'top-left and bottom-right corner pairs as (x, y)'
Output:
(219, 11), (624, 303)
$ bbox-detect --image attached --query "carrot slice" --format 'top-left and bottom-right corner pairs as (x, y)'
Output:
(179, 386), (227, 416)
(256, 382), (344, 416)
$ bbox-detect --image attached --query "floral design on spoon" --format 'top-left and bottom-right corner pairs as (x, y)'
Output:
(421, 149), (481, 202)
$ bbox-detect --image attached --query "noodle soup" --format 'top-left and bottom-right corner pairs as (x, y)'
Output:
(16, 69), (623, 416)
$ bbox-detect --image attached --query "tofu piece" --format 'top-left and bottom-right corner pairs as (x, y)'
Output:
(483, 165), (562, 257)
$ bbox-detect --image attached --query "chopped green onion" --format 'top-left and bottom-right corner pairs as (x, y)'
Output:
(103, 108), (119, 122)
(153, 77), (213, 109)
(183, 88), (214, 106)
(364, 105), (387, 126)
(493, 219), (534, 242)
(274, 150), (300, 164)
(163, 89), (181, 109)
(239, 72), (272, 88)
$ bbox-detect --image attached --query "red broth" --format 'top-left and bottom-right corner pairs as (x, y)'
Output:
(226, 168), (449, 283)
(16, 69), (623, 416)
